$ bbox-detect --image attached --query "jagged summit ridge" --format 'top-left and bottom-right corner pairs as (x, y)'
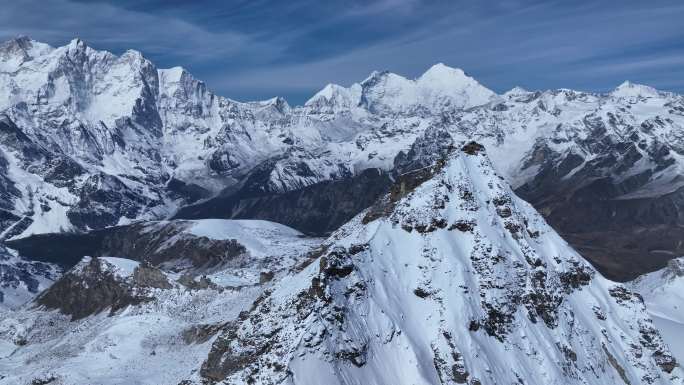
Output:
(200, 143), (678, 385)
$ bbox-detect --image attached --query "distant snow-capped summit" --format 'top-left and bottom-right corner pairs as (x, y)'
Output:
(612, 80), (661, 98)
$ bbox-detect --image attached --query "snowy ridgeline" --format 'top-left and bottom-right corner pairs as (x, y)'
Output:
(0, 36), (683, 241)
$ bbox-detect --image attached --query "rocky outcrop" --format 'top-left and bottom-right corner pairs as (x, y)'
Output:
(34, 257), (153, 320)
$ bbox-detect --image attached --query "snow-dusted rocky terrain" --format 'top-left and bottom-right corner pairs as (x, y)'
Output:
(0, 219), (322, 384)
(0, 245), (59, 311)
(197, 143), (679, 384)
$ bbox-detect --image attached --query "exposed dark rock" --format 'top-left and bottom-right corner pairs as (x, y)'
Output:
(7, 220), (250, 270)
(320, 248), (354, 278)
(34, 257), (151, 320)
(449, 220), (475, 232)
(182, 322), (228, 344)
(363, 152), (451, 224)
(166, 178), (212, 204)
(609, 286), (643, 305)
(133, 264), (172, 289)
(259, 270), (275, 284)
(413, 287), (430, 298)
(652, 350), (677, 373)
(602, 344), (632, 385)
(461, 141), (485, 155)
(178, 274), (220, 291)
(558, 264), (593, 292)
(177, 167), (391, 236)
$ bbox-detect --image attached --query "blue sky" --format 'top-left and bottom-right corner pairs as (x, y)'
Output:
(2, 0), (683, 104)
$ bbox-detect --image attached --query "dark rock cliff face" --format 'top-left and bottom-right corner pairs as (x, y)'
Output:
(6, 221), (249, 270)
(175, 168), (392, 236)
(515, 139), (684, 281)
(97, 222), (248, 269)
(5, 231), (106, 268)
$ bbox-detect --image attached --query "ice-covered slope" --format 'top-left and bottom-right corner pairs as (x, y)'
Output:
(198, 143), (679, 385)
(631, 257), (684, 365)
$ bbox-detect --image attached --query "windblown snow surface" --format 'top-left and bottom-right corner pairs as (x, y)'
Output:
(631, 257), (684, 365)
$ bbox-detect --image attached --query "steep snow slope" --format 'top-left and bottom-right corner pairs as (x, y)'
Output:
(631, 257), (684, 364)
(0, 220), (323, 385)
(198, 143), (679, 385)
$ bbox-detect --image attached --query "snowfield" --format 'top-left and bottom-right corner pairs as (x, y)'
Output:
(631, 257), (684, 365)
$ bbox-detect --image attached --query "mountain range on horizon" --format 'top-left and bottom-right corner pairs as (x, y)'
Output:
(1, 36), (684, 385)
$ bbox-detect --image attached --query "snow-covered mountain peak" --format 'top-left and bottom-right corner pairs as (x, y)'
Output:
(200, 142), (679, 385)
(256, 96), (291, 114)
(503, 86), (530, 97)
(612, 80), (660, 98)
(418, 62), (468, 84)
(0, 36), (53, 70)
(0, 36), (49, 57)
(305, 82), (362, 112)
(358, 64), (496, 114)
(66, 37), (86, 50)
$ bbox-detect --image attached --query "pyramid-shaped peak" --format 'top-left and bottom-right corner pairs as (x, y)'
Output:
(612, 80), (659, 98)
(420, 62), (468, 79)
(202, 140), (679, 384)
(305, 82), (362, 110)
